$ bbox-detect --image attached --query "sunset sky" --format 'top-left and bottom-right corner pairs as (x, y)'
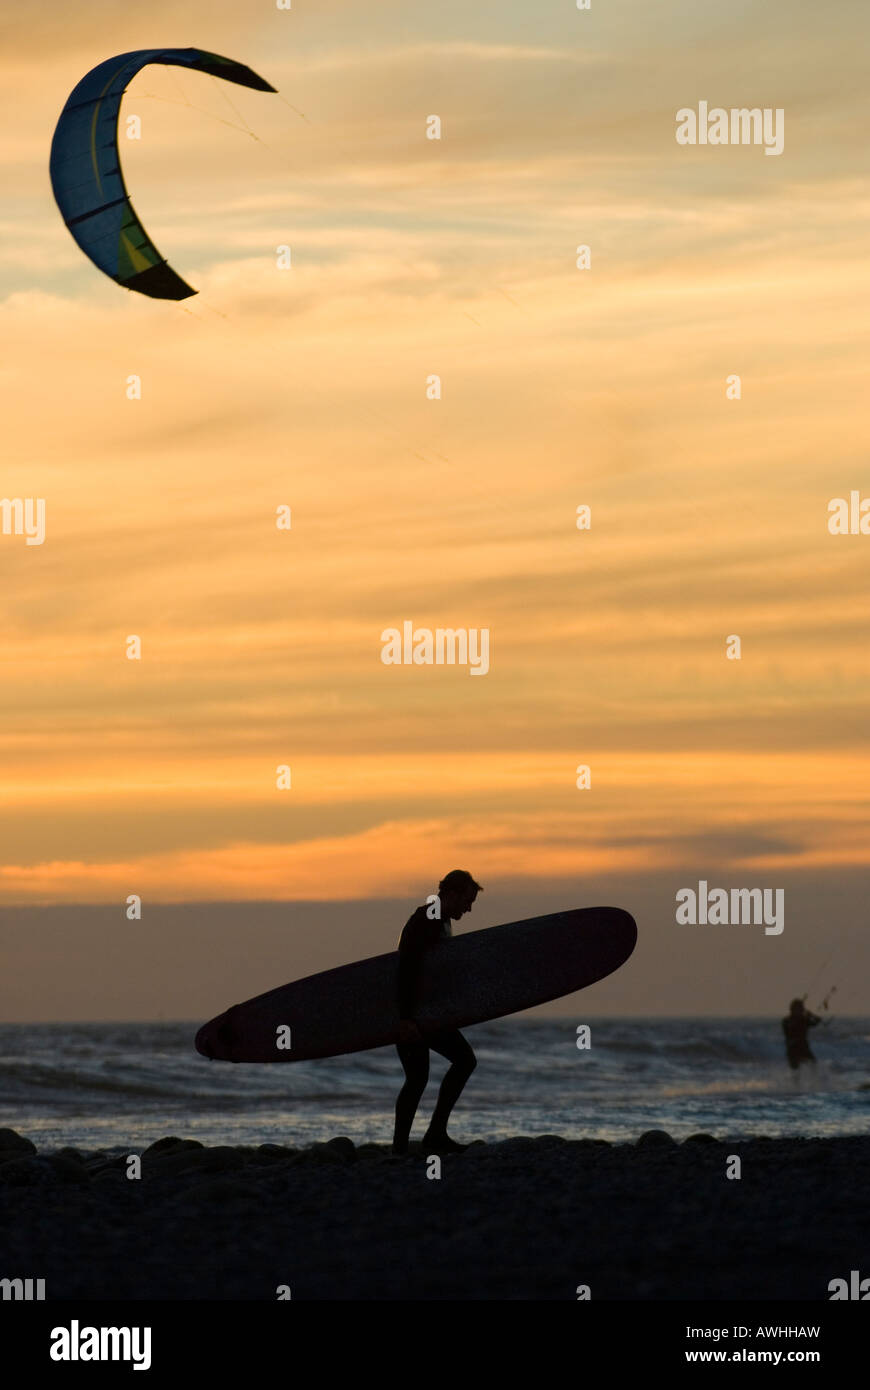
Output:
(1, 1), (868, 1017)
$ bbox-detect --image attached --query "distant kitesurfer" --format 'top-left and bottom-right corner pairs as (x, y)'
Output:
(392, 870), (482, 1156)
(782, 998), (820, 1070)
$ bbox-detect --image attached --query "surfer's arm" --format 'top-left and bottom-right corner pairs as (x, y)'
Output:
(397, 908), (435, 1020)
(806, 1012), (821, 1027)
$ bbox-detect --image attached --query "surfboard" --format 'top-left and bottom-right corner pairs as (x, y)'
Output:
(194, 905), (637, 1063)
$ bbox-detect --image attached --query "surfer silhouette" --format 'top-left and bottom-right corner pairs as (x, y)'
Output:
(782, 998), (820, 1070)
(392, 870), (482, 1156)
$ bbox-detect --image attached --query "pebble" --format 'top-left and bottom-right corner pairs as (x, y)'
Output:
(0, 1128), (37, 1156)
(636, 1129), (677, 1148)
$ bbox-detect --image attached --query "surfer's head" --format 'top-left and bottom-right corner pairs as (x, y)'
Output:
(438, 868), (482, 921)
(790, 999), (805, 1014)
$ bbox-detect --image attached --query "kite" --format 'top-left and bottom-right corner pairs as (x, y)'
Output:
(49, 48), (276, 300)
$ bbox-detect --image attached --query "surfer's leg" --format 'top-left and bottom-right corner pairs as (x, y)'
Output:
(422, 1030), (476, 1152)
(392, 1042), (429, 1154)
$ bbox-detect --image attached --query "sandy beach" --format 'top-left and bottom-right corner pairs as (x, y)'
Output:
(1, 1127), (867, 1300)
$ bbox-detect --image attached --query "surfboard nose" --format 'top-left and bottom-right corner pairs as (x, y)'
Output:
(195, 1010), (240, 1060)
(608, 907), (638, 963)
(194, 1020), (216, 1058)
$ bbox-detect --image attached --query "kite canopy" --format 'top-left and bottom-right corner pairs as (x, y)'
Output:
(49, 48), (277, 300)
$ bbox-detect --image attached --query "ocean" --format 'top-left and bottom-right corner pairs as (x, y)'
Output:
(1, 1017), (867, 1153)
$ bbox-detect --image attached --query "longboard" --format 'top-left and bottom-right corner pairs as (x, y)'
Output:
(195, 906), (636, 1063)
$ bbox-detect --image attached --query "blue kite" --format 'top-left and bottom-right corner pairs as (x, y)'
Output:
(49, 48), (276, 300)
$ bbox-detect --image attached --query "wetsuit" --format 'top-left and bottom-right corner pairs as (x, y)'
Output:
(393, 906), (475, 1145)
(396, 905), (475, 1070)
(782, 1010), (820, 1069)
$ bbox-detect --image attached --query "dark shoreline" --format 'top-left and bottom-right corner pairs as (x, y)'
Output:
(1, 1128), (867, 1300)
